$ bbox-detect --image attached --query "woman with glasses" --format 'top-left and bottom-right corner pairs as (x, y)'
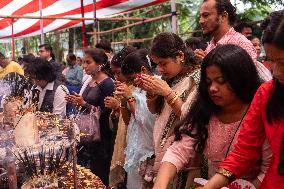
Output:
(203, 10), (284, 189)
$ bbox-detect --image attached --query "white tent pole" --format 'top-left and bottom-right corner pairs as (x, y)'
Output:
(171, 0), (177, 34)
(39, 0), (44, 44)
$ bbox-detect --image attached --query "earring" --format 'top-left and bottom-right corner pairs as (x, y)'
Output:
(181, 59), (185, 64)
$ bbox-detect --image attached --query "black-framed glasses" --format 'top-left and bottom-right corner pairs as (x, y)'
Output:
(278, 132), (284, 176)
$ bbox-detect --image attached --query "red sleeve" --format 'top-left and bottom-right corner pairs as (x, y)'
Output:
(220, 82), (271, 178)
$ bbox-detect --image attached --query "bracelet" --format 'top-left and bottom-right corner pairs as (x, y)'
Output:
(166, 91), (177, 102)
(169, 95), (179, 106)
(216, 168), (235, 182)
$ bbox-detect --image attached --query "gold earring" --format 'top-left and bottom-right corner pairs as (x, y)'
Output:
(181, 60), (185, 64)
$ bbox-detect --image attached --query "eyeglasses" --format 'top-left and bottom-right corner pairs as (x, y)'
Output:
(278, 133), (284, 176)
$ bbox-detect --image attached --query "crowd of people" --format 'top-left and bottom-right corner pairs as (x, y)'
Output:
(0, 0), (283, 189)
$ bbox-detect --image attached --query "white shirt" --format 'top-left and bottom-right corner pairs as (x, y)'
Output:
(35, 81), (68, 116)
(79, 74), (92, 95)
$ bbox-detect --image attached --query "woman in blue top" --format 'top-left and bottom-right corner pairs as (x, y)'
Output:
(115, 49), (155, 189)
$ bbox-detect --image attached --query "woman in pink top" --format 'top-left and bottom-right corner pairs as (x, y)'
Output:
(153, 44), (272, 189)
(204, 10), (284, 189)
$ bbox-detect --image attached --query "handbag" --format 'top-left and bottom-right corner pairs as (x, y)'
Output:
(76, 106), (101, 144)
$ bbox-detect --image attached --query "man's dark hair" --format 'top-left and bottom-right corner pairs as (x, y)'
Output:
(23, 53), (35, 64)
(235, 21), (253, 33)
(95, 39), (113, 53)
(26, 57), (56, 82)
(204, 0), (237, 25)
(39, 44), (55, 60)
(39, 44), (52, 52)
(67, 53), (77, 61)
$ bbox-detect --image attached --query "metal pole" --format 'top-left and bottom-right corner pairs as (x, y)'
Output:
(11, 19), (15, 60)
(39, 0), (44, 44)
(93, 0), (97, 47)
(171, 0), (177, 34)
(72, 142), (78, 189)
(80, 0), (87, 48)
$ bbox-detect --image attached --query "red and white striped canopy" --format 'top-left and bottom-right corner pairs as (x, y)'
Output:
(0, 0), (168, 39)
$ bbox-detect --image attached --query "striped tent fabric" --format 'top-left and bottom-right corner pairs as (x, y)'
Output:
(0, 0), (168, 39)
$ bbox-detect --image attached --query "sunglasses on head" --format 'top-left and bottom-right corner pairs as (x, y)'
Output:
(278, 132), (284, 176)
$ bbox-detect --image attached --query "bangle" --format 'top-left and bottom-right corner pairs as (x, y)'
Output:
(216, 168), (235, 182)
(166, 91), (177, 102)
(168, 95), (179, 106)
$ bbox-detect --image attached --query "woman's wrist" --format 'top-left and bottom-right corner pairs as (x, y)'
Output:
(216, 168), (235, 182)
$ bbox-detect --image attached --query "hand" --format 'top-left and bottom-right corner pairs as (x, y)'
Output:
(104, 96), (120, 110)
(65, 92), (86, 106)
(251, 178), (261, 189)
(194, 49), (206, 61)
(138, 74), (172, 97)
(61, 75), (66, 82)
(114, 82), (132, 98)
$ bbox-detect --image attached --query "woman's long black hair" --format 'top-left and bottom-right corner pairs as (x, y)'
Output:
(175, 44), (263, 153)
(261, 10), (284, 123)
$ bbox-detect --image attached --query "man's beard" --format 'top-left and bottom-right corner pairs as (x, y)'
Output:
(204, 18), (220, 36)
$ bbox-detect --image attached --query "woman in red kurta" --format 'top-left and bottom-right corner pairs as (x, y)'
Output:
(204, 10), (284, 189)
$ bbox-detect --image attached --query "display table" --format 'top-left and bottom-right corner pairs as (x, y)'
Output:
(0, 112), (105, 189)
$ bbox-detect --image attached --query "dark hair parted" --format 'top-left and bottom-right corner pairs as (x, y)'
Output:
(150, 32), (197, 67)
(261, 10), (284, 49)
(111, 46), (137, 68)
(261, 10), (284, 123)
(235, 21), (253, 33)
(26, 57), (56, 82)
(22, 53), (35, 63)
(185, 37), (207, 51)
(204, 0), (236, 25)
(84, 48), (112, 76)
(175, 44), (262, 153)
(121, 49), (153, 76)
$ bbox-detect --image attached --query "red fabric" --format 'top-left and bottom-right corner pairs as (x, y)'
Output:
(262, 61), (272, 72)
(220, 80), (284, 189)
